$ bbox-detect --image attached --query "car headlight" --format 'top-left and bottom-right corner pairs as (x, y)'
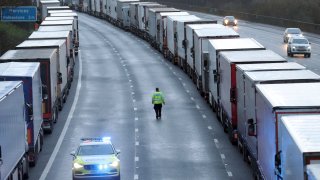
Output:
(292, 46), (296, 50)
(234, 20), (237, 24)
(110, 161), (119, 168)
(287, 34), (292, 37)
(224, 20), (228, 24)
(307, 46), (311, 51)
(73, 162), (83, 169)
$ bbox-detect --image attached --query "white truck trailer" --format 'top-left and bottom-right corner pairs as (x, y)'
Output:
(129, 2), (153, 32)
(158, 12), (189, 53)
(278, 115), (320, 179)
(194, 27), (239, 94)
(116, 0), (139, 28)
(28, 31), (75, 85)
(240, 69), (320, 170)
(166, 15), (201, 64)
(235, 61), (305, 161)
(207, 38), (265, 116)
(137, 3), (165, 36)
(217, 50), (288, 143)
(40, 0), (60, 20)
(147, 7), (179, 46)
(253, 83), (320, 179)
(44, 13), (80, 52)
(177, 20), (218, 70)
(0, 81), (29, 180)
(0, 49), (59, 133)
(185, 24), (224, 77)
(0, 62), (43, 167)
(16, 40), (68, 112)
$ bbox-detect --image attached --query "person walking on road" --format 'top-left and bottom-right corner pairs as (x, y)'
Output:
(152, 88), (165, 119)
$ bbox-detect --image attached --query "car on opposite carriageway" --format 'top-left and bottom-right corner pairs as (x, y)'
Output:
(287, 36), (311, 58)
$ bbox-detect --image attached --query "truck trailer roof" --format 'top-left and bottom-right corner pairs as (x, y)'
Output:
(168, 15), (201, 22)
(41, 20), (74, 26)
(45, 16), (74, 21)
(237, 62), (304, 71)
(38, 25), (73, 32)
(209, 38), (265, 51)
(220, 50), (284, 63)
(256, 83), (320, 108)
(159, 12), (189, 17)
(0, 49), (57, 60)
(29, 31), (70, 39)
(47, 6), (70, 10)
(281, 115), (320, 152)
(0, 81), (22, 100)
(149, 7), (179, 13)
(16, 39), (65, 49)
(194, 27), (239, 38)
(245, 70), (320, 82)
(187, 23), (224, 30)
(50, 12), (78, 17)
(0, 62), (40, 77)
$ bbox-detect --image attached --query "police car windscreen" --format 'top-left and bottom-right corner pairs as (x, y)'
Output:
(78, 145), (114, 155)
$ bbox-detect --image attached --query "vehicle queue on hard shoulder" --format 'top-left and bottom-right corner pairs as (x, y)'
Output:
(0, 0), (319, 179)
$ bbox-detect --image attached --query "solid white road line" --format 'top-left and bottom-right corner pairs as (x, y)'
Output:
(39, 50), (83, 180)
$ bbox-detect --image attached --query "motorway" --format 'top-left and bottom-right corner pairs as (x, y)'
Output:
(28, 9), (320, 180)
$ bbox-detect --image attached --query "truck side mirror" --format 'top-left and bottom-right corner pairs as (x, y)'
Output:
(174, 32), (177, 39)
(26, 103), (33, 119)
(57, 72), (63, 84)
(42, 84), (48, 100)
(203, 53), (209, 68)
(213, 70), (219, 83)
(230, 88), (236, 103)
(0, 146), (2, 165)
(182, 40), (188, 48)
(275, 151), (282, 174)
(247, 119), (256, 136)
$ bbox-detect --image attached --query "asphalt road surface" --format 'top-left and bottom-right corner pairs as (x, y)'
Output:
(29, 12), (254, 180)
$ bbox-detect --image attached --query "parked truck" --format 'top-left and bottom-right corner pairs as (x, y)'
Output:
(185, 24), (224, 78)
(158, 12), (189, 54)
(278, 115), (320, 179)
(40, 0), (61, 20)
(147, 7), (179, 46)
(28, 31), (75, 86)
(194, 27), (239, 94)
(235, 61), (306, 162)
(0, 81), (29, 180)
(0, 62), (43, 167)
(253, 83), (320, 179)
(207, 38), (265, 117)
(116, 0), (139, 28)
(0, 49), (59, 133)
(15, 40), (68, 112)
(217, 50), (289, 143)
(49, 12), (80, 50)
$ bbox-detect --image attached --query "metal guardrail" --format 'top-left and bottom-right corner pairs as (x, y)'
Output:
(159, 1), (320, 34)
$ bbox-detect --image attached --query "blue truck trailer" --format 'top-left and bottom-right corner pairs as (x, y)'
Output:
(0, 62), (43, 167)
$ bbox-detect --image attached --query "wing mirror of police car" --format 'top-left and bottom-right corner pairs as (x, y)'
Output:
(116, 150), (121, 155)
(70, 151), (76, 157)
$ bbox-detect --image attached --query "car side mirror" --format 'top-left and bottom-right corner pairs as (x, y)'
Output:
(309, 42), (311, 45)
(288, 42), (291, 44)
(70, 151), (76, 157)
(116, 150), (121, 155)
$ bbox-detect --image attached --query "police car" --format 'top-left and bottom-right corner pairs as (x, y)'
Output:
(71, 137), (120, 180)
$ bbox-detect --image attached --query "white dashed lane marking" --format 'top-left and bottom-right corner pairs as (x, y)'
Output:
(196, 105), (200, 109)
(135, 141), (139, 146)
(135, 157), (139, 162)
(227, 171), (233, 177)
(208, 126), (212, 130)
(135, 128), (139, 132)
(134, 174), (139, 180)
(202, 115), (207, 119)
(220, 154), (226, 159)
(135, 117), (139, 121)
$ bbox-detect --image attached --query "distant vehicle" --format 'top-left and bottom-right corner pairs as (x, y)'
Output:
(71, 137), (120, 180)
(287, 36), (311, 58)
(283, 28), (303, 43)
(223, 16), (237, 26)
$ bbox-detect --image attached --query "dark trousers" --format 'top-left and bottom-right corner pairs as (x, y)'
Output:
(154, 104), (162, 118)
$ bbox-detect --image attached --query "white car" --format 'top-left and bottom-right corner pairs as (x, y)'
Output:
(287, 37), (311, 58)
(283, 28), (303, 43)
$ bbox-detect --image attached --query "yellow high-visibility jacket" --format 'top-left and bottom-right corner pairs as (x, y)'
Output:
(152, 91), (165, 104)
